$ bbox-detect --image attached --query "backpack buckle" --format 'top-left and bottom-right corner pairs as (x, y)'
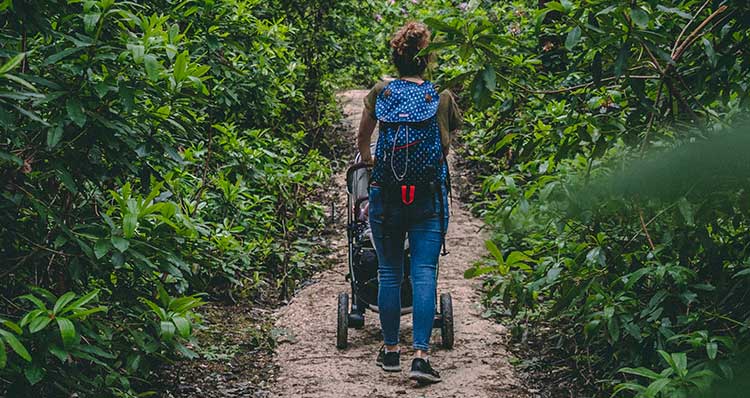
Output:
(401, 185), (415, 205)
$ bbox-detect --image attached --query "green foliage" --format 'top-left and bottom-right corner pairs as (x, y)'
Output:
(0, 286), (203, 396)
(616, 351), (717, 398)
(0, 0), (362, 395)
(139, 283), (203, 356)
(407, 0), (750, 396)
(4, 0), (748, 396)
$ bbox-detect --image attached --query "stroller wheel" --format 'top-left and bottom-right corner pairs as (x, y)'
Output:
(440, 293), (454, 349)
(336, 292), (349, 349)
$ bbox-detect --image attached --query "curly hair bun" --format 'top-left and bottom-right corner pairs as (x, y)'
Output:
(390, 21), (431, 56)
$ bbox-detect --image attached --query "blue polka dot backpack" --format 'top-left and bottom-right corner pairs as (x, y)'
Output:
(371, 79), (450, 254)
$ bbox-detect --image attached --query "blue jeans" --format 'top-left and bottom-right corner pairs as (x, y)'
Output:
(368, 184), (449, 351)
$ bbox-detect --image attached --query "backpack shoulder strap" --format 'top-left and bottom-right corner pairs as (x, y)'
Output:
(437, 114), (452, 257)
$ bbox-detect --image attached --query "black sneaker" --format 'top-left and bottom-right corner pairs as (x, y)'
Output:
(409, 357), (441, 384)
(375, 346), (400, 372)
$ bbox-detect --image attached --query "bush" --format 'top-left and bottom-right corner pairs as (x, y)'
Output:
(0, 0), (365, 395)
(417, 1), (750, 396)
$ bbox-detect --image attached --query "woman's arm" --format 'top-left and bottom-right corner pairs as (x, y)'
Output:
(357, 108), (377, 165)
(438, 89), (462, 158)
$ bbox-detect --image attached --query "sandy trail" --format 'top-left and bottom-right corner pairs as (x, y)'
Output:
(271, 90), (528, 398)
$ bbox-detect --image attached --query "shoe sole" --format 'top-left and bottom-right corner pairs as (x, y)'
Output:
(409, 370), (442, 384)
(380, 363), (401, 372)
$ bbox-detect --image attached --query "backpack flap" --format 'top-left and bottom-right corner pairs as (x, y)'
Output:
(375, 81), (439, 123)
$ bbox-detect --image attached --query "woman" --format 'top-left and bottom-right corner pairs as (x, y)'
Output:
(356, 21), (462, 384)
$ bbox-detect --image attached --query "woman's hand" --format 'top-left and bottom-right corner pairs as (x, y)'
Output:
(362, 155), (376, 166)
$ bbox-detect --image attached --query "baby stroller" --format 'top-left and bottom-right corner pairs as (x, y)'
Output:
(336, 149), (454, 350)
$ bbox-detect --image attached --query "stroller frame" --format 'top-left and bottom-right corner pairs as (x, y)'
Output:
(336, 151), (454, 350)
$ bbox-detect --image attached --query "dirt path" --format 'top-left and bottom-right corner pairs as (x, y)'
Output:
(271, 90), (528, 398)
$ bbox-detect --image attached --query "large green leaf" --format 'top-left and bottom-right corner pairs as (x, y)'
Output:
(672, 352), (688, 375)
(64, 289), (100, 313)
(159, 321), (175, 341)
(57, 168), (78, 194)
(607, 316), (620, 342)
(20, 294), (47, 310)
(123, 212), (138, 238)
(83, 13), (101, 34)
(24, 364), (45, 385)
(0, 52), (26, 75)
(658, 350), (677, 370)
(0, 330), (31, 362)
(2, 73), (37, 92)
(470, 66), (495, 109)
(172, 316), (191, 338)
(481, 65), (496, 92)
(463, 265), (497, 279)
(168, 296), (204, 313)
(111, 236), (130, 252)
(423, 17), (460, 34)
(76, 344), (116, 359)
(491, 133), (516, 154)
(29, 315), (52, 334)
(586, 247), (606, 266)
(65, 98), (86, 127)
(127, 44), (145, 63)
(485, 240), (504, 266)
(48, 345), (69, 362)
(1, 320), (22, 335)
(53, 292), (77, 314)
(656, 5), (691, 19)
(545, 1), (566, 13)
(94, 239), (111, 259)
(614, 41), (630, 78)
(707, 342), (718, 360)
(644, 378), (671, 397)
(144, 54), (162, 81)
(630, 7), (649, 29)
(565, 26), (582, 51)
(46, 125), (64, 149)
(56, 318), (76, 347)
(66, 306), (107, 320)
(505, 251), (532, 270)
(421, 40), (460, 54)
(141, 298), (167, 321)
(173, 51), (189, 82)
(620, 367), (663, 380)
(43, 47), (86, 66)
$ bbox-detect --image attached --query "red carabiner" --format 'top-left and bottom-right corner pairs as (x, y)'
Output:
(401, 185), (415, 205)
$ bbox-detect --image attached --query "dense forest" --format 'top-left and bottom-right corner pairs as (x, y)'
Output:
(0, 0), (388, 395)
(430, 1), (750, 396)
(1, 0), (749, 397)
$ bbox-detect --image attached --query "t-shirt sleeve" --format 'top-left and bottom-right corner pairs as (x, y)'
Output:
(438, 89), (463, 148)
(363, 81), (388, 119)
